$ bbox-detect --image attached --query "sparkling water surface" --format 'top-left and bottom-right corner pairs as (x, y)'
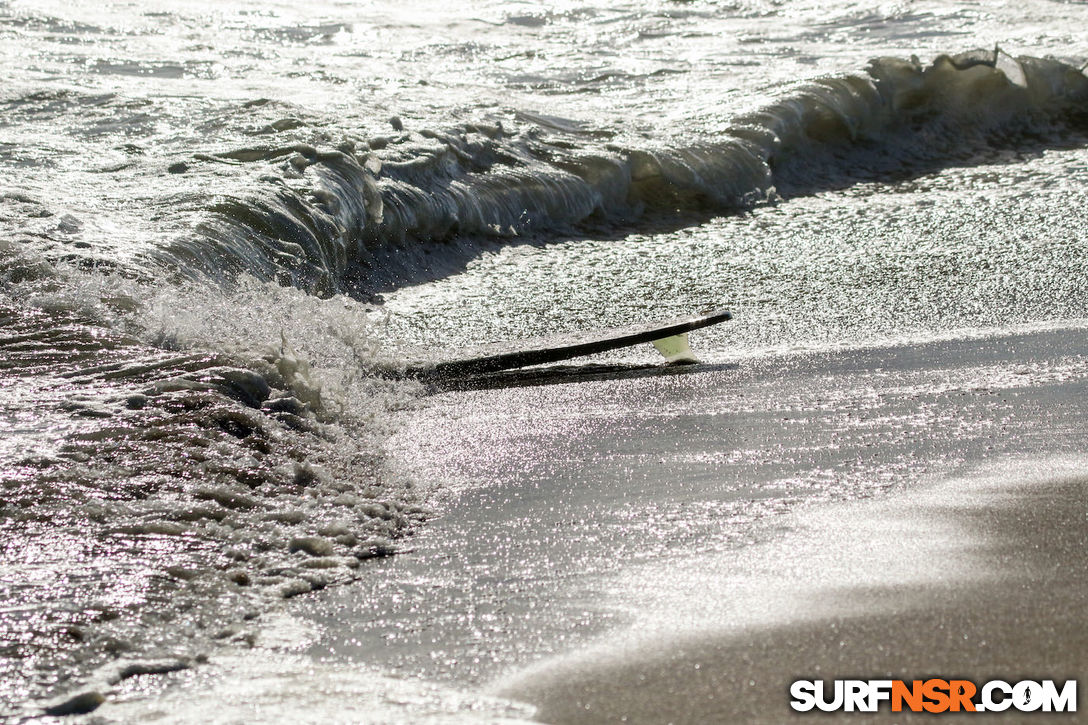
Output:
(2, 0), (1088, 719)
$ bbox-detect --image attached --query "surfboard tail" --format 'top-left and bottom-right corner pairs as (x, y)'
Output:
(652, 333), (700, 364)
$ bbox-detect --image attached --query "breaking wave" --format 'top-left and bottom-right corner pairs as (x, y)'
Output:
(153, 50), (1088, 295)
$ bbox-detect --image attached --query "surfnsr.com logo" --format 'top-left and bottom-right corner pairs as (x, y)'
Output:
(790, 679), (1077, 713)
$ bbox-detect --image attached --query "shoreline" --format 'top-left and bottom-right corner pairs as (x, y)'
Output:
(494, 460), (1088, 721)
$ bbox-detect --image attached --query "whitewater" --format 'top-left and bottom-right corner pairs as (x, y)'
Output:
(2, 0), (1088, 721)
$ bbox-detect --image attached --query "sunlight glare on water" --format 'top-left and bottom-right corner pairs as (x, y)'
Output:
(3, 0), (1088, 718)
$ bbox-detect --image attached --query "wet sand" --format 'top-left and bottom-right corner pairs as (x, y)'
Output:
(303, 325), (1088, 722)
(91, 326), (1088, 723)
(495, 462), (1088, 723)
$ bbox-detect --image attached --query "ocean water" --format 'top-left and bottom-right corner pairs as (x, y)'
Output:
(2, 0), (1088, 718)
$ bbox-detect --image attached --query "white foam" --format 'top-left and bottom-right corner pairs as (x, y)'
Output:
(97, 614), (536, 725)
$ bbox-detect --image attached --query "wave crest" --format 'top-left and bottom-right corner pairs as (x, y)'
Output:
(155, 51), (1088, 295)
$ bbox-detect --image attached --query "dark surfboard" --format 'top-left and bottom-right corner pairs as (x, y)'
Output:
(405, 309), (732, 379)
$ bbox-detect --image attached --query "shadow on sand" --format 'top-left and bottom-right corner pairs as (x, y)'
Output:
(424, 361), (740, 393)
